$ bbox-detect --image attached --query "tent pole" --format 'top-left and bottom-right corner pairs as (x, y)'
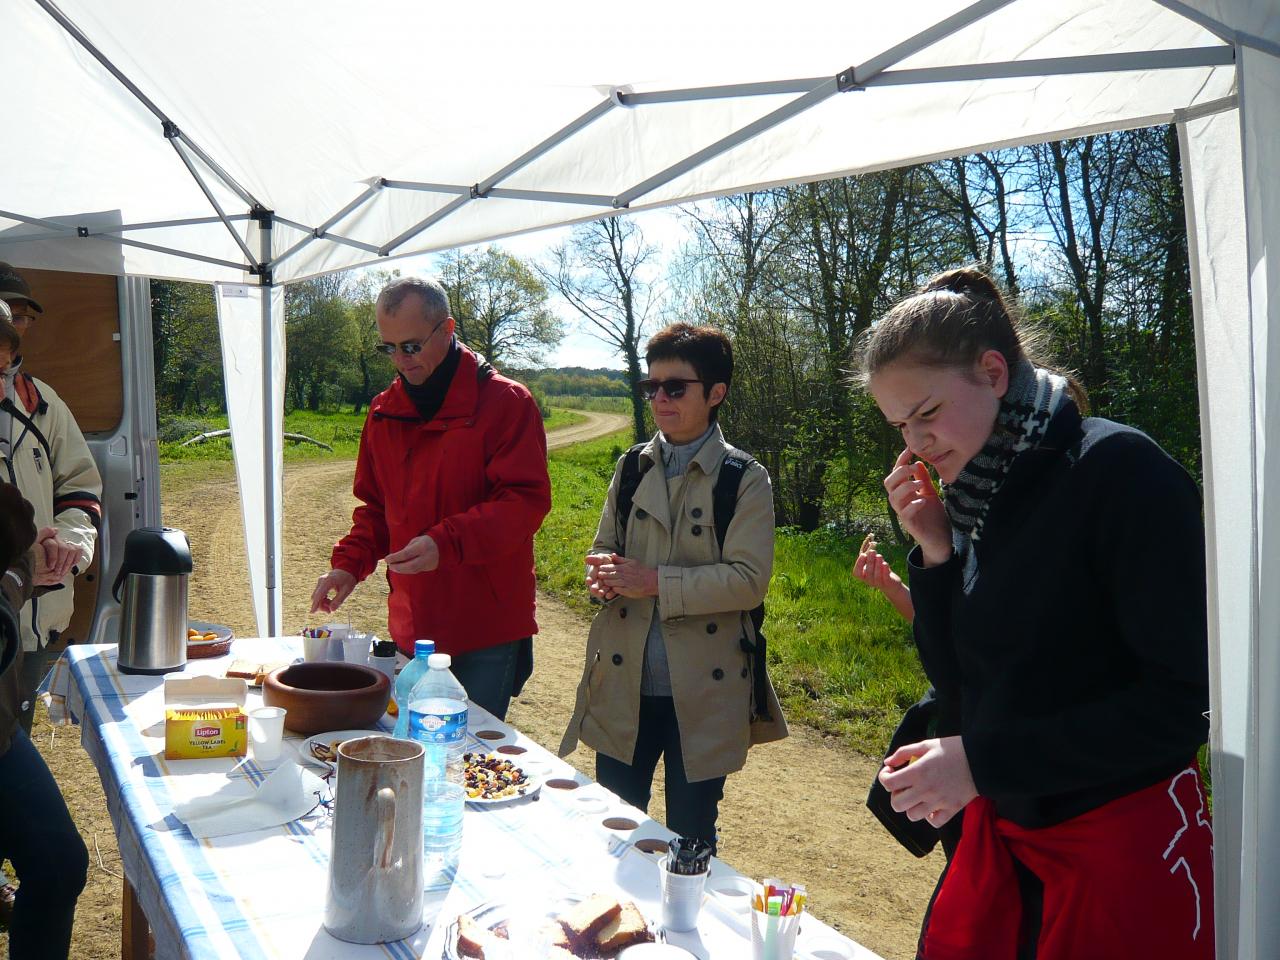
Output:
(167, 137), (258, 265)
(30, 0), (263, 212)
(257, 213), (281, 636)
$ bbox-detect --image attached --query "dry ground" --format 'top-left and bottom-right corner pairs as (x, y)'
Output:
(9, 413), (942, 959)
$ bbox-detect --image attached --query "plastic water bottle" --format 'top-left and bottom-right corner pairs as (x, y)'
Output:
(392, 639), (435, 739)
(408, 653), (468, 782)
(421, 779), (464, 889)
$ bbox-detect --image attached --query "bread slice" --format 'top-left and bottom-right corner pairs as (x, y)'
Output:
(558, 894), (622, 945)
(224, 659), (259, 681)
(595, 901), (653, 953)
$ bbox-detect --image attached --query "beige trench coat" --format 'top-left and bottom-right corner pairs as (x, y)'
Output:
(559, 425), (787, 783)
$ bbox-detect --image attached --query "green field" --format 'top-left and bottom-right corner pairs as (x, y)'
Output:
(533, 428), (927, 756)
(160, 406), (583, 463)
(545, 394), (631, 414)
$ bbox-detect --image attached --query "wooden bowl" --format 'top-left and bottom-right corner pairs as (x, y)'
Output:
(261, 662), (390, 735)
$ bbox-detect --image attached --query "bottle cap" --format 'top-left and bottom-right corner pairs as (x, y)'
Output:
(414, 638), (436, 659)
(428, 652), (452, 670)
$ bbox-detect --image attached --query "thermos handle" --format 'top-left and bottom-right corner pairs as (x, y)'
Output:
(111, 566), (127, 603)
(374, 787), (396, 871)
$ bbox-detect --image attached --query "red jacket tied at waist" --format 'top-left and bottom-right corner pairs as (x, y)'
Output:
(921, 764), (1214, 960)
(330, 346), (551, 657)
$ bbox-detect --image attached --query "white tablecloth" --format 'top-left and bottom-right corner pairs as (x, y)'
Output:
(46, 639), (879, 960)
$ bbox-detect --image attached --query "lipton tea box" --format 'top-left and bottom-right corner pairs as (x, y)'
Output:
(164, 676), (248, 760)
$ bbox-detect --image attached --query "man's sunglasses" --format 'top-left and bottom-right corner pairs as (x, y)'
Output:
(636, 378), (709, 401)
(375, 316), (449, 355)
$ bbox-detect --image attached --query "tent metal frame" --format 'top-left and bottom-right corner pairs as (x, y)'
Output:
(9, 0), (1236, 284)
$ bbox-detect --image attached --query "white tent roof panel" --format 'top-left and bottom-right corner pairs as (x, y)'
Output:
(0, 0), (1237, 284)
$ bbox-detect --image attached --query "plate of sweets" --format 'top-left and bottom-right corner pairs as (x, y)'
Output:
(449, 893), (655, 959)
(186, 621), (234, 658)
(462, 751), (541, 805)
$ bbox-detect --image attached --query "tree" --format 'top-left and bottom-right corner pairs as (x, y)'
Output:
(541, 217), (659, 443)
(150, 280), (223, 413)
(437, 247), (562, 369)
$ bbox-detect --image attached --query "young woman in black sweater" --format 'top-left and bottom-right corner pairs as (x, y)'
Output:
(860, 268), (1213, 960)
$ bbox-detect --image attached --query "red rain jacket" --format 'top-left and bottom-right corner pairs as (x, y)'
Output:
(331, 346), (551, 657)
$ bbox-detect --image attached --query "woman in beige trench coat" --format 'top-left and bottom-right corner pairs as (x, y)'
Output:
(559, 322), (787, 849)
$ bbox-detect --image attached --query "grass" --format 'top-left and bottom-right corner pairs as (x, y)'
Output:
(160, 407), (583, 463)
(532, 427), (927, 755)
(546, 394), (631, 414)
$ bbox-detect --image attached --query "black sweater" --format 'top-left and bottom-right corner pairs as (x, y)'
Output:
(907, 403), (1210, 829)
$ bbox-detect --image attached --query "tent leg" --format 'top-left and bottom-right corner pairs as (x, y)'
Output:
(258, 220), (281, 637)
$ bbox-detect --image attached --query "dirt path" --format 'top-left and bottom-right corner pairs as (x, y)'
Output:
(546, 410), (630, 450)
(25, 415), (943, 960)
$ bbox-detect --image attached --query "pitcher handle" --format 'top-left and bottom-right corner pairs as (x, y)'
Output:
(374, 787), (396, 871)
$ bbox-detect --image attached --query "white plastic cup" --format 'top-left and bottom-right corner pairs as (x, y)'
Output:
(343, 633), (370, 665)
(749, 906), (801, 960)
(302, 634), (329, 662)
(249, 707), (286, 763)
(659, 864), (708, 932)
(368, 652), (396, 686)
(324, 623), (351, 661)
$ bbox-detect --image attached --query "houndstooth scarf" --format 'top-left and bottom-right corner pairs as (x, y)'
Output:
(945, 361), (1069, 592)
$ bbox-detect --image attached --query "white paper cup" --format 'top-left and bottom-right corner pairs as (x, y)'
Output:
(659, 864), (708, 932)
(342, 634), (370, 665)
(249, 707), (286, 763)
(302, 634), (329, 662)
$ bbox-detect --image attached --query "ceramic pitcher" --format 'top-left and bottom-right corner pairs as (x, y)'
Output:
(323, 736), (425, 943)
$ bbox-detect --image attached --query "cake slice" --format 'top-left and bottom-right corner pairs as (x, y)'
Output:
(558, 894), (622, 946)
(594, 901), (653, 954)
(224, 659), (260, 681)
(456, 914), (504, 958)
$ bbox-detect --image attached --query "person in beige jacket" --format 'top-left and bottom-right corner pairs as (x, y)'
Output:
(560, 322), (786, 850)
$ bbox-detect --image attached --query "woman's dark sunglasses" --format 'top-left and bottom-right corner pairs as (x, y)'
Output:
(636, 378), (709, 401)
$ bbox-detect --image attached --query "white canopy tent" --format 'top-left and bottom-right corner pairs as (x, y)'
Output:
(1, 0), (1275, 954)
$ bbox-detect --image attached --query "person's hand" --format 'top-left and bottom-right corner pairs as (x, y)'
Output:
(0, 484), (36, 572)
(877, 736), (977, 828)
(585, 552), (618, 601)
(385, 534), (440, 574)
(853, 534), (903, 593)
(884, 448), (951, 567)
(310, 568), (356, 614)
(853, 534), (915, 622)
(34, 527), (80, 586)
(593, 554), (658, 599)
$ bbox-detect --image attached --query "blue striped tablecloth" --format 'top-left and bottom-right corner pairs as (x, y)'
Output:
(45, 639), (879, 960)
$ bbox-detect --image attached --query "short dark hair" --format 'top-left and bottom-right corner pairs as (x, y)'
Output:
(645, 323), (733, 417)
(376, 276), (451, 321)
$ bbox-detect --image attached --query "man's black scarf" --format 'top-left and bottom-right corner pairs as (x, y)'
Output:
(400, 337), (461, 422)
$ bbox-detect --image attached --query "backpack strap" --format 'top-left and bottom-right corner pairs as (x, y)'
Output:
(614, 443), (650, 547)
(712, 450), (774, 722)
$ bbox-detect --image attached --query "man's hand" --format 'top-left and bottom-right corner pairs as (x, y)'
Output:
(385, 535), (440, 575)
(310, 568), (357, 614)
(34, 527), (80, 586)
(592, 554), (658, 599)
(877, 736), (978, 828)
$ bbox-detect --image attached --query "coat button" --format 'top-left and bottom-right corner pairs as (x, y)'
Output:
(712, 668), (724, 681)
(741, 667), (749, 678)
(635, 508), (648, 520)
(612, 653), (623, 666)
(619, 607), (627, 619)
(706, 623), (717, 634)
(691, 525), (702, 536)
(691, 507), (703, 518)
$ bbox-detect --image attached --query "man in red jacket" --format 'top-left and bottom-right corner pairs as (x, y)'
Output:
(310, 276), (551, 719)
